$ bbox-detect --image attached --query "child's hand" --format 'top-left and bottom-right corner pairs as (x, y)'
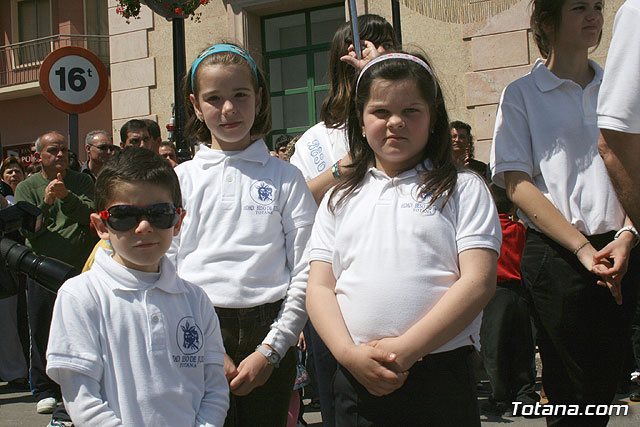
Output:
(342, 344), (408, 396)
(223, 353), (239, 383)
(366, 337), (417, 373)
(340, 40), (385, 71)
(229, 351), (275, 396)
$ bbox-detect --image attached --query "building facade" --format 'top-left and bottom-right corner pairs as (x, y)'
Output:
(0, 0), (112, 158)
(0, 0), (624, 162)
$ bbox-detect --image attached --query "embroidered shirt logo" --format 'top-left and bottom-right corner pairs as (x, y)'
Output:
(401, 184), (439, 215)
(176, 316), (203, 355)
(250, 180), (276, 205)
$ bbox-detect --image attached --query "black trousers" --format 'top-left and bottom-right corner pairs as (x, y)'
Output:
(480, 281), (539, 404)
(216, 301), (297, 427)
(522, 230), (639, 427)
(334, 346), (480, 427)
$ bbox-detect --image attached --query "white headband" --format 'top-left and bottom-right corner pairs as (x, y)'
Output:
(355, 53), (438, 94)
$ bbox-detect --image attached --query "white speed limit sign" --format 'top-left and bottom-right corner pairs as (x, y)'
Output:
(39, 46), (108, 114)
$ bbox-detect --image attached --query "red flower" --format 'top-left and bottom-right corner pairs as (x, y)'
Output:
(200, 0), (208, 4)
(175, 7), (183, 15)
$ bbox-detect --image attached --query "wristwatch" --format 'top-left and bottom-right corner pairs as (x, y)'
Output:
(614, 226), (639, 247)
(255, 345), (280, 368)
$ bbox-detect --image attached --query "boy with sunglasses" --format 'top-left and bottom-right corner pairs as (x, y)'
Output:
(45, 147), (229, 426)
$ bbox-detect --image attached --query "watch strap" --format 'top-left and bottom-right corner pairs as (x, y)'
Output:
(255, 344), (280, 367)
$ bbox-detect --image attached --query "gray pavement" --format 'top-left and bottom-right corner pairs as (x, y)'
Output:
(2, 382), (638, 426)
(301, 397), (640, 426)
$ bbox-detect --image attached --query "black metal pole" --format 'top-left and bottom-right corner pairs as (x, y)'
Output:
(392, 0), (402, 46)
(172, 18), (189, 162)
(68, 113), (79, 156)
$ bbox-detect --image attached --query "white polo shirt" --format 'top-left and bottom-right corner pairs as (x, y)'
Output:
(310, 166), (501, 353)
(47, 248), (228, 426)
(597, 0), (640, 134)
(491, 59), (626, 235)
(169, 140), (317, 356)
(289, 122), (348, 181)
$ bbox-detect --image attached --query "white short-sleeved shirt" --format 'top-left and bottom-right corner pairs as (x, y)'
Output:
(597, 0), (640, 134)
(310, 166), (501, 353)
(168, 139), (317, 356)
(491, 59), (626, 235)
(46, 248), (227, 426)
(289, 122), (348, 181)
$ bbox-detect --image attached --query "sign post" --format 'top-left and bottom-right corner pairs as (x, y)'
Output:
(39, 46), (108, 155)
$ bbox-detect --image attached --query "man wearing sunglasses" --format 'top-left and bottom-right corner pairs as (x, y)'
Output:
(82, 130), (119, 182)
(14, 131), (98, 423)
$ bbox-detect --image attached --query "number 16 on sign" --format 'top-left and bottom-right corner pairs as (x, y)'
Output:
(39, 46), (108, 154)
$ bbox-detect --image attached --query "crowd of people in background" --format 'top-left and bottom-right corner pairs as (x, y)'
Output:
(0, 1), (639, 427)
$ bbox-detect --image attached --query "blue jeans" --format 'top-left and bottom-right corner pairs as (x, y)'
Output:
(522, 230), (639, 427)
(216, 301), (296, 427)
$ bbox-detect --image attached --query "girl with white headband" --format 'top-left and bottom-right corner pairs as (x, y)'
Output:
(306, 52), (501, 425)
(168, 43), (317, 426)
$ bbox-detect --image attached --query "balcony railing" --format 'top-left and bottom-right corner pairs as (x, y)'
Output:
(0, 34), (109, 89)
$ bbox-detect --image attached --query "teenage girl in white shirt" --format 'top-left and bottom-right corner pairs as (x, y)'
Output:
(171, 44), (317, 426)
(306, 52), (501, 426)
(491, 1), (639, 425)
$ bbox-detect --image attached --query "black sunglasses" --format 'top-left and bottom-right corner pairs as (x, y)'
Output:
(89, 143), (120, 152)
(99, 203), (181, 231)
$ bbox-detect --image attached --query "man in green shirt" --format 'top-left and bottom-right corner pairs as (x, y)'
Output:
(14, 131), (97, 420)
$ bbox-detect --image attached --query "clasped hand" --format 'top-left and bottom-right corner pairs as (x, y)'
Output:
(223, 352), (274, 396)
(341, 339), (410, 397)
(44, 173), (69, 204)
(578, 238), (632, 305)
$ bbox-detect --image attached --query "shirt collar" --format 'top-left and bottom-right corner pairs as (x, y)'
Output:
(367, 160), (432, 181)
(532, 58), (604, 92)
(95, 247), (186, 294)
(194, 139), (271, 167)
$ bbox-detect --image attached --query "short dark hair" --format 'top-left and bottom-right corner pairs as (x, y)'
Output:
(274, 134), (292, 151)
(95, 147), (182, 212)
(450, 120), (475, 158)
(143, 119), (161, 140)
(119, 119), (148, 144)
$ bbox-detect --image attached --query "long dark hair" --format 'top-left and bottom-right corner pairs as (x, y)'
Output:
(320, 14), (399, 128)
(183, 43), (271, 143)
(330, 53), (457, 213)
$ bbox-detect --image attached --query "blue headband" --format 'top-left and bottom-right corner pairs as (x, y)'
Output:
(190, 44), (258, 89)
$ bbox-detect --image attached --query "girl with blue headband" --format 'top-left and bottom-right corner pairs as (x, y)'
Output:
(170, 43), (317, 426)
(306, 52), (501, 425)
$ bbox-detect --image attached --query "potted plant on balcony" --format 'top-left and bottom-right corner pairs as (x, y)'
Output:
(116, 0), (209, 21)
